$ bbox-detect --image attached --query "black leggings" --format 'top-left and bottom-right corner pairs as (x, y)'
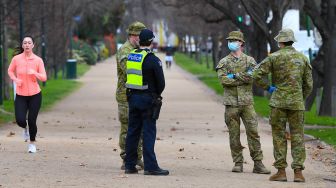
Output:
(14, 92), (42, 142)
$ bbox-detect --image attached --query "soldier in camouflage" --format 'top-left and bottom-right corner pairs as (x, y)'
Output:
(253, 28), (313, 182)
(216, 31), (270, 174)
(116, 21), (146, 170)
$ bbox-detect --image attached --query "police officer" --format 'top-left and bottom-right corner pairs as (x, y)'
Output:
(116, 21), (146, 170)
(124, 29), (169, 176)
(253, 29), (313, 182)
(216, 31), (270, 174)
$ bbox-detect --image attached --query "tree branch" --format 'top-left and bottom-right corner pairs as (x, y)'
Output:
(281, 0), (292, 17)
(205, 0), (235, 23)
(195, 12), (228, 23)
(240, 0), (269, 35)
(303, 0), (329, 39)
(155, 0), (188, 8)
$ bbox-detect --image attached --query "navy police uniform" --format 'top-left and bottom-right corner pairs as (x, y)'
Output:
(124, 29), (168, 176)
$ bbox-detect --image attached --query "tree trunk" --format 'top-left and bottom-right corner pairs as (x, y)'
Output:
(246, 29), (267, 96)
(0, 2), (3, 103)
(305, 46), (324, 110)
(211, 33), (218, 70)
(2, 4), (9, 100)
(188, 35), (192, 58)
(206, 42), (209, 69)
(318, 0), (336, 116)
(194, 36), (200, 63)
(267, 12), (282, 53)
(319, 29), (336, 116)
(183, 36), (187, 54)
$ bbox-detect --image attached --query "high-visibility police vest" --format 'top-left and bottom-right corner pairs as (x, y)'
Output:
(125, 49), (149, 90)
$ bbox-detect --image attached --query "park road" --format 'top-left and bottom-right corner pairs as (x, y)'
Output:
(0, 54), (335, 188)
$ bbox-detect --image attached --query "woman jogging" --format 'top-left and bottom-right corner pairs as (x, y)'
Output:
(8, 36), (47, 153)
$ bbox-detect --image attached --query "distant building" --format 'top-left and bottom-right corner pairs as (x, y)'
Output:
(281, 9), (320, 59)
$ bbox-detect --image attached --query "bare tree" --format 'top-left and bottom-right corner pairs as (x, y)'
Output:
(304, 0), (336, 116)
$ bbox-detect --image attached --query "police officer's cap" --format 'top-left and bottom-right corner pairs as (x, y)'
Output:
(274, 28), (297, 42)
(139, 29), (155, 43)
(226, 31), (245, 43)
(127, 21), (146, 35)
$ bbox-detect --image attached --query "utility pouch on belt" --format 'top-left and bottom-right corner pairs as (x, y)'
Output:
(152, 96), (162, 120)
(126, 89), (132, 99)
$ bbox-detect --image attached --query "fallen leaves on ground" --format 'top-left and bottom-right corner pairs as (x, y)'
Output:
(6, 131), (15, 137)
(116, 174), (128, 178)
(317, 145), (325, 149)
(79, 163), (87, 167)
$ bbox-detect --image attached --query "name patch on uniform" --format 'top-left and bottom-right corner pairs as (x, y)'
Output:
(128, 54), (143, 62)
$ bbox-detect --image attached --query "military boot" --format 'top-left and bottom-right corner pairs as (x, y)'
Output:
(232, 163), (243, 173)
(269, 168), (287, 181)
(136, 160), (144, 170)
(253, 161), (271, 174)
(294, 169), (305, 182)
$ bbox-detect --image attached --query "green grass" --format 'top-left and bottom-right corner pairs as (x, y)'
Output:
(175, 53), (336, 126)
(305, 129), (336, 147)
(40, 79), (82, 111)
(304, 102), (336, 126)
(0, 62), (90, 123)
(77, 63), (90, 77)
(253, 96), (271, 117)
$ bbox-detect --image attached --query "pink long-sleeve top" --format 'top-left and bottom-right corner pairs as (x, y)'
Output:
(8, 53), (47, 96)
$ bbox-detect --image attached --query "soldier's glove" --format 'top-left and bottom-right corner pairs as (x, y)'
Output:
(226, 73), (235, 79)
(267, 85), (276, 94)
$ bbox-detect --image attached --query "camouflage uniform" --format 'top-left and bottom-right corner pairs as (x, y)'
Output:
(116, 22), (146, 162)
(253, 29), (313, 170)
(216, 31), (264, 165)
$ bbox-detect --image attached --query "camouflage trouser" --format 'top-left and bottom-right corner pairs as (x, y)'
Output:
(270, 107), (305, 170)
(225, 105), (263, 163)
(118, 102), (142, 161)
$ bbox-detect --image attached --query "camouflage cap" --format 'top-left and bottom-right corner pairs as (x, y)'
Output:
(274, 28), (297, 42)
(226, 31), (245, 43)
(126, 21), (146, 35)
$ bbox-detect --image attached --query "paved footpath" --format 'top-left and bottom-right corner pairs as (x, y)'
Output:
(0, 55), (335, 188)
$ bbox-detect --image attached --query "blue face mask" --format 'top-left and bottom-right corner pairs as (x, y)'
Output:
(228, 42), (240, 51)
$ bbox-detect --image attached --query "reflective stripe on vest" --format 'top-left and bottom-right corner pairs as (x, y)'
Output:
(126, 49), (149, 90)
